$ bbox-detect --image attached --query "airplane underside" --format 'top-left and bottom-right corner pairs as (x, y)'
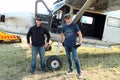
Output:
(65, 0), (120, 11)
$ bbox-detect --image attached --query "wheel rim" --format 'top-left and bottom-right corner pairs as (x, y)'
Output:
(51, 60), (60, 69)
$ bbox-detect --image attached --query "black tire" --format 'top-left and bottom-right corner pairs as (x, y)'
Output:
(46, 55), (63, 71)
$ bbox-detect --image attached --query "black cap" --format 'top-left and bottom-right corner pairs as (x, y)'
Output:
(35, 17), (42, 20)
(64, 13), (71, 18)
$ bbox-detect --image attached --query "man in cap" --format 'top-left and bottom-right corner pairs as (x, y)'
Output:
(61, 13), (82, 79)
(27, 17), (50, 73)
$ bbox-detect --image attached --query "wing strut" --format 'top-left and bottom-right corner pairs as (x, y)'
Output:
(73, 0), (94, 23)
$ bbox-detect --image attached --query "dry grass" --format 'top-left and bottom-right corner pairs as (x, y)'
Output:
(0, 36), (120, 80)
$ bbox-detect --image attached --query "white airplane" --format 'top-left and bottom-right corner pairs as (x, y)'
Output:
(0, 0), (120, 46)
(35, 0), (120, 47)
(0, 0), (120, 70)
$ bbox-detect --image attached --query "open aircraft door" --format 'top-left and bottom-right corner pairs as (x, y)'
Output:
(35, 0), (52, 31)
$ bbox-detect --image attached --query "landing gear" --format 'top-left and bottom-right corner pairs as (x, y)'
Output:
(46, 41), (63, 71)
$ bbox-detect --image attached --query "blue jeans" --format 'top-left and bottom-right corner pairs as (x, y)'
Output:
(31, 46), (45, 71)
(64, 45), (81, 74)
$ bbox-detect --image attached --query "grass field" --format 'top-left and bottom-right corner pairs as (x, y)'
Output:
(0, 37), (120, 80)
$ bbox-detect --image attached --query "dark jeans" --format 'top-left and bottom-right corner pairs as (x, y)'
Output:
(64, 45), (81, 74)
(31, 45), (45, 71)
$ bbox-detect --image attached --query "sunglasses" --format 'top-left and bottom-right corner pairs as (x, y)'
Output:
(65, 17), (71, 19)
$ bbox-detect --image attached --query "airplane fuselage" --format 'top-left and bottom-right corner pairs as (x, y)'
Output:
(0, 0), (120, 47)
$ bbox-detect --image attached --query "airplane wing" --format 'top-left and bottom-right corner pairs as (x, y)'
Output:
(107, 0), (120, 11)
(65, 0), (120, 11)
(92, 0), (120, 11)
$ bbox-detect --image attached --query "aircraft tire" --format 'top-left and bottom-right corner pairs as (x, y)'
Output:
(46, 55), (63, 71)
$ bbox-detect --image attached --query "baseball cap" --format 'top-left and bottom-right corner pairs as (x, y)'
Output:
(64, 13), (71, 18)
(35, 17), (42, 20)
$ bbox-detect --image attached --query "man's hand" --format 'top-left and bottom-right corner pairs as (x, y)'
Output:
(62, 42), (64, 46)
(44, 43), (49, 48)
(28, 43), (32, 48)
(74, 42), (81, 49)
